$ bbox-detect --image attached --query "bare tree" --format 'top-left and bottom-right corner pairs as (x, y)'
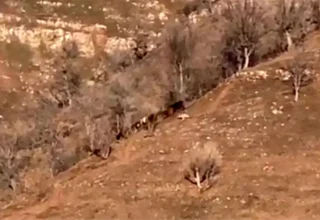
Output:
(274, 0), (309, 51)
(290, 65), (313, 102)
(283, 51), (314, 102)
(45, 40), (81, 108)
(221, 0), (269, 73)
(166, 23), (196, 101)
(84, 116), (112, 159)
(292, 69), (303, 102)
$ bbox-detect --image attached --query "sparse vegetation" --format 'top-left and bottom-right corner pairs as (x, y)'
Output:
(282, 50), (315, 102)
(2, 0), (320, 209)
(183, 141), (222, 192)
(219, 0), (270, 73)
(166, 22), (196, 101)
(273, 0), (311, 51)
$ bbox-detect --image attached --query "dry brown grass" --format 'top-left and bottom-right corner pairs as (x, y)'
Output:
(1, 0), (320, 203)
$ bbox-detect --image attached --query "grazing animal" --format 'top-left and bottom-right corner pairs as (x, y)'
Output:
(178, 113), (190, 120)
(163, 100), (185, 118)
(83, 140), (111, 160)
(115, 131), (126, 140)
(139, 101), (186, 137)
(183, 141), (222, 191)
(115, 101), (186, 139)
(140, 114), (157, 137)
(97, 144), (112, 159)
(116, 122), (140, 140)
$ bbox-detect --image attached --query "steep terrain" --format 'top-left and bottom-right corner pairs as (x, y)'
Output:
(0, 0), (185, 112)
(1, 42), (320, 219)
(1, 0), (320, 219)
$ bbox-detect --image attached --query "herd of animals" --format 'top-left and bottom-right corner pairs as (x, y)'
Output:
(87, 99), (222, 192)
(52, 0), (224, 192)
(115, 100), (186, 140)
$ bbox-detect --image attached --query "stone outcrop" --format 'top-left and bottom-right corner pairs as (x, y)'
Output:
(0, 0), (173, 58)
(0, 13), (136, 57)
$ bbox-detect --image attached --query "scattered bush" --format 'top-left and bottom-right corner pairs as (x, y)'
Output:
(183, 141), (222, 191)
(1, 0), (320, 199)
(281, 49), (315, 102)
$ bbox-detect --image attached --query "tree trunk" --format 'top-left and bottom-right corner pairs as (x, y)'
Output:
(243, 47), (253, 69)
(198, 86), (203, 97)
(293, 74), (301, 102)
(178, 63), (185, 101)
(285, 31), (293, 51)
(294, 89), (299, 102)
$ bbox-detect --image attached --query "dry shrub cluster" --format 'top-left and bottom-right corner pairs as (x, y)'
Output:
(0, 0), (320, 199)
(279, 48), (316, 102)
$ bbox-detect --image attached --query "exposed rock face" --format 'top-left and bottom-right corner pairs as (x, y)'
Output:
(0, 13), (136, 57)
(0, 0), (225, 59)
(0, 0), (174, 58)
(0, 0), (187, 105)
(0, 0), (222, 96)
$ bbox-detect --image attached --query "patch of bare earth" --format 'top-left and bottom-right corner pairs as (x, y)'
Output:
(1, 51), (320, 219)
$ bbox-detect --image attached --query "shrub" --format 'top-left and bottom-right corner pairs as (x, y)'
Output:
(2, 0), (320, 200)
(281, 49), (315, 102)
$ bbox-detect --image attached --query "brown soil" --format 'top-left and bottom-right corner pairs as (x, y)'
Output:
(1, 52), (320, 219)
(1, 2), (320, 218)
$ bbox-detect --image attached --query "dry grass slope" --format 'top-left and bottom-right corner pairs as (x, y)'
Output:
(1, 0), (320, 219)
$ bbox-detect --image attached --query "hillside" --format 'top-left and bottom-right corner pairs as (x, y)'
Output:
(0, 0), (183, 109)
(1, 0), (320, 219)
(0, 42), (320, 219)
